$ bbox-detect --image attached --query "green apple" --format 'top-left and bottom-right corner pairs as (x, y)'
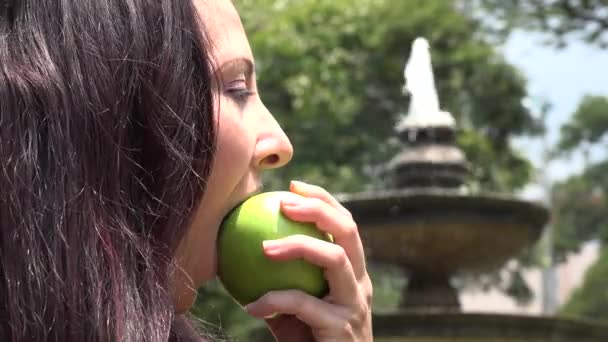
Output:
(217, 191), (331, 307)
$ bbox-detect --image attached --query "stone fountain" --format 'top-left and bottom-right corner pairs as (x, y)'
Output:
(334, 38), (608, 341)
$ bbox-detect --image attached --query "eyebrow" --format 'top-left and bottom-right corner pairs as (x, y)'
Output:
(218, 57), (254, 78)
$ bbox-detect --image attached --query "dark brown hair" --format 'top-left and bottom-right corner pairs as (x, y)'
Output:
(0, 0), (216, 340)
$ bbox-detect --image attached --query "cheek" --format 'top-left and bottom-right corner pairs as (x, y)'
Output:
(214, 101), (255, 175)
(177, 200), (220, 278)
(188, 101), (255, 246)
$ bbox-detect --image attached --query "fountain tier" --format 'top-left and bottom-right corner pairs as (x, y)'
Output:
(339, 189), (547, 275)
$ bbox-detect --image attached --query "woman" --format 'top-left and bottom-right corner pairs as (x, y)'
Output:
(0, 0), (373, 341)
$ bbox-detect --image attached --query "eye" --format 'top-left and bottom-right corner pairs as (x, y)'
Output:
(224, 77), (255, 103)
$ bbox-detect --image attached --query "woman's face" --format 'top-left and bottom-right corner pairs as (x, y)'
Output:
(173, 0), (294, 312)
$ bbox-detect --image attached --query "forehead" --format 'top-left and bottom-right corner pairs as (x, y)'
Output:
(193, 0), (254, 66)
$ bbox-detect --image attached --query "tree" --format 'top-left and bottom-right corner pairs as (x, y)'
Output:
(237, 0), (540, 194)
(552, 96), (608, 262)
(552, 161), (608, 262)
(561, 247), (608, 319)
(551, 95), (608, 320)
(558, 95), (608, 154)
(478, 0), (608, 48)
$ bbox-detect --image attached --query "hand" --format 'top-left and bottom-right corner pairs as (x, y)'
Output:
(244, 180), (373, 342)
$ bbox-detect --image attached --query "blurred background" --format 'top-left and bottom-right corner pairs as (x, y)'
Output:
(192, 0), (608, 339)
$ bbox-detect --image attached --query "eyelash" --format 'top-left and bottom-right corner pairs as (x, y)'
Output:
(225, 79), (255, 102)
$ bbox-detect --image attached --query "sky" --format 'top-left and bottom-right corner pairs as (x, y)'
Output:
(500, 31), (608, 200)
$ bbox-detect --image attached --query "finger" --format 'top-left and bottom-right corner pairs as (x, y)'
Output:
(263, 234), (358, 305)
(245, 290), (348, 331)
(281, 195), (367, 279)
(288, 180), (368, 276)
(290, 180), (351, 218)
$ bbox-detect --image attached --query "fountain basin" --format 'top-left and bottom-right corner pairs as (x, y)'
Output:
(338, 188), (548, 276)
(372, 312), (608, 341)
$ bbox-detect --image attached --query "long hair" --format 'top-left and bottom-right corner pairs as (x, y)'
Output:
(0, 0), (216, 340)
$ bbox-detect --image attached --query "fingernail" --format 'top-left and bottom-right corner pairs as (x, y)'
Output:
(262, 240), (281, 252)
(264, 312), (280, 319)
(244, 303), (259, 316)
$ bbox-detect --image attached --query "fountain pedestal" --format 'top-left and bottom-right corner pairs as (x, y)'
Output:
(401, 272), (460, 312)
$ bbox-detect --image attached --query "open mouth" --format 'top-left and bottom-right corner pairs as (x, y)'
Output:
(220, 184), (265, 228)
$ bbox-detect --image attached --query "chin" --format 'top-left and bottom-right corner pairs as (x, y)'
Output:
(173, 272), (218, 314)
(172, 263), (210, 314)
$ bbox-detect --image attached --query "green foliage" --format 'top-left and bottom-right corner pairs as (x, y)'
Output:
(458, 129), (533, 191)
(551, 95), (608, 261)
(558, 95), (608, 154)
(367, 263), (408, 312)
(478, 0), (608, 48)
(560, 246), (608, 320)
(193, 280), (264, 340)
(552, 163), (608, 262)
(552, 95), (608, 318)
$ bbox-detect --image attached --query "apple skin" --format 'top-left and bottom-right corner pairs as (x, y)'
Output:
(217, 191), (331, 307)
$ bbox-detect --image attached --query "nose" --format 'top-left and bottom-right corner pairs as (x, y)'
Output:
(253, 104), (293, 170)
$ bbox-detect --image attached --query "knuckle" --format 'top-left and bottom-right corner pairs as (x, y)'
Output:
(342, 322), (356, 340)
(343, 220), (359, 238)
(292, 291), (311, 312)
(339, 311), (365, 340)
(364, 289), (373, 308)
(352, 300), (371, 326)
(331, 245), (349, 268)
(343, 208), (354, 220)
(366, 282), (374, 306)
